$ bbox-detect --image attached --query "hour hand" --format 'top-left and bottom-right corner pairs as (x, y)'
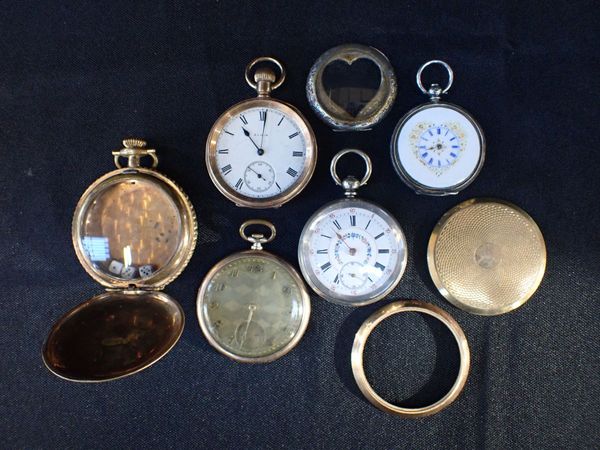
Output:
(242, 128), (264, 155)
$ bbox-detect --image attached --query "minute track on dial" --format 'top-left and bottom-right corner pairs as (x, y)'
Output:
(306, 207), (399, 296)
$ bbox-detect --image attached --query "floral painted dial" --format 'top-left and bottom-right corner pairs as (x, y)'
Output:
(299, 201), (407, 306)
(391, 103), (484, 194)
(416, 124), (463, 172)
(212, 106), (309, 200)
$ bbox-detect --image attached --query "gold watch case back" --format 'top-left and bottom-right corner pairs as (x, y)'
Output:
(428, 198), (546, 315)
(43, 141), (197, 382)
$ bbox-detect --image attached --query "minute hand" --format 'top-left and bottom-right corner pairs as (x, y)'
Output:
(259, 111), (267, 149)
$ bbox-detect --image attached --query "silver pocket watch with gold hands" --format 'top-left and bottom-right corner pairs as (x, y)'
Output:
(298, 149), (408, 307)
(206, 57), (317, 208)
(43, 139), (197, 382)
(197, 220), (311, 363)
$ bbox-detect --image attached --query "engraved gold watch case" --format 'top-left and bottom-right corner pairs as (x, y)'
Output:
(428, 198), (546, 315)
(197, 220), (311, 363)
(43, 139), (197, 382)
(206, 57), (317, 208)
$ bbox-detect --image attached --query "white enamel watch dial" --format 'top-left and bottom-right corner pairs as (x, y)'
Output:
(299, 201), (407, 305)
(214, 106), (308, 197)
(206, 57), (317, 208)
(391, 60), (485, 196)
(298, 150), (407, 306)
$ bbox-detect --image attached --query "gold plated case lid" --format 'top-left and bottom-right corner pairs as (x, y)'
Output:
(428, 199), (546, 315)
(43, 139), (197, 382)
(43, 290), (185, 382)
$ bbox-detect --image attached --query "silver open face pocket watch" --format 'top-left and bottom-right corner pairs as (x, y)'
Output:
(43, 139), (197, 382)
(298, 149), (408, 306)
(206, 57), (317, 208)
(391, 60), (486, 195)
(197, 220), (311, 363)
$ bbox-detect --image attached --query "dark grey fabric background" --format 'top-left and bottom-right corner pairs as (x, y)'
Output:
(1, 1), (598, 448)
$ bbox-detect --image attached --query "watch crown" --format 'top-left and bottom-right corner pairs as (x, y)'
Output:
(254, 68), (276, 83)
(254, 68), (276, 97)
(342, 176), (361, 197)
(123, 138), (147, 149)
(427, 83), (443, 102)
(113, 138), (157, 169)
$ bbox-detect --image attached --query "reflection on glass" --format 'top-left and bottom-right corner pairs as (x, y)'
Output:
(321, 59), (382, 118)
(80, 177), (182, 281)
(202, 256), (304, 358)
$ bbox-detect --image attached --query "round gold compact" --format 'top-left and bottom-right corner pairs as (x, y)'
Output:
(351, 300), (470, 417)
(43, 139), (197, 382)
(428, 199), (546, 315)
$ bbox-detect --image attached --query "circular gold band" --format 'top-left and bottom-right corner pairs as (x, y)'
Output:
(351, 300), (470, 417)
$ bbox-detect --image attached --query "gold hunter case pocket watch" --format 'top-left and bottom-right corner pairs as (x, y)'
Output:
(298, 149), (408, 307)
(197, 220), (311, 363)
(43, 139), (197, 382)
(391, 60), (486, 196)
(206, 57), (317, 208)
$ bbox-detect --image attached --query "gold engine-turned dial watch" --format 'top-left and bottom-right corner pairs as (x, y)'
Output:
(197, 220), (311, 363)
(206, 57), (317, 208)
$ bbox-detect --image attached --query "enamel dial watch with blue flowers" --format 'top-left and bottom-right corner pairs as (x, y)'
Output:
(391, 60), (485, 196)
(415, 124), (463, 173)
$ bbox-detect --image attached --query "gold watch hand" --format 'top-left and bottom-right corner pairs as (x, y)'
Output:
(239, 304), (257, 348)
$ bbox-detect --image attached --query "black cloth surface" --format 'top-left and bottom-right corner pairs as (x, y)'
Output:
(1, 1), (598, 448)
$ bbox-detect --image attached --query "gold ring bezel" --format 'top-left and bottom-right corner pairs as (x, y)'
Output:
(351, 300), (470, 417)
